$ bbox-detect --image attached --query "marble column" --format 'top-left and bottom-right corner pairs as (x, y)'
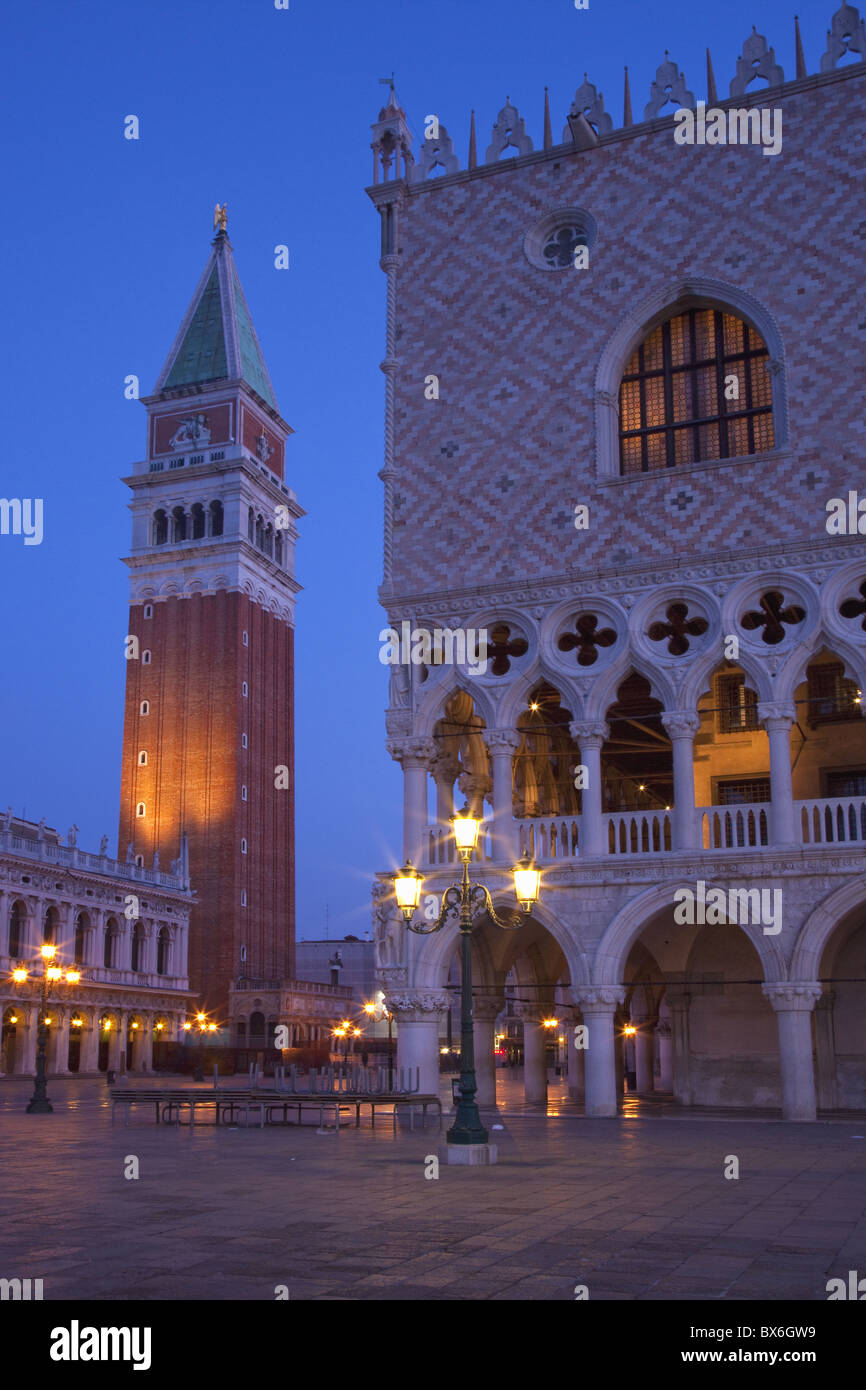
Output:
(569, 1020), (586, 1099)
(666, 989), (692, 1105)
(141, 1018), (155, 1072)
(814, 990), (838, 1110)
(569, 721), (609, 857)
(655, 1020), (673, 1091)
(614, 1018), (625, 1095)
(387, 991), (449, 1096)
(483, 731), (520, 863)
(572, 988), (625, 1116)
(661, 712), (701, 850)
(79, 1009), (100, 1074)
(763, 983), (821, 1121)
(17, 1004), (38, 1075)
(758, 703), (797, 847)
(472, 999), (502, 1107)
(634, 1019), (654, 1093)
(386, 737), (438, 865)
(52, 1010), (71, 1076)
(432, 754), (459, 828)
(519, 1009), (548, 1104)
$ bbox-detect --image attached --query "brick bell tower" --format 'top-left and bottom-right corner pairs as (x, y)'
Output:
(118, 213), (303, 1025)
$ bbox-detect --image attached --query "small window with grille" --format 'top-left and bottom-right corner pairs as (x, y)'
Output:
(826, 770), (866, 797)
(717, 674), (759, 733)
(715, 778), (771, 805)
(806, 663), (862, 725)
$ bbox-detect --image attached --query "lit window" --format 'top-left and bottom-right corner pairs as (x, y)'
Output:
(619, 308), (774, 475)
(140, 701), (149, 715)
(242, 681), (248, 697)
(241, 838), (247, 854)
(241, 785), (248, 801)
(143, 604), (153, 619)
(142, 650), (152, 665)
(138, 750), (148, 765)
(241, 733), (248, 749)
(136, 803), (146, 818)
(243, 630), (249, 646)
(241, 889), (247, 907)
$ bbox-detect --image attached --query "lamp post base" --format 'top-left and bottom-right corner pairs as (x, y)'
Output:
(26, 1097), (53, 1114)
(443, 1142), (498, 1166)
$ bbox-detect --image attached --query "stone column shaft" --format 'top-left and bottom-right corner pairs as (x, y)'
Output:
(569, 722), (608, 857)
(573, 989), (624, 1117)
(661, 713), (701, 850)
(758, 704), (796, 847)
(764, 983), (820, 1121)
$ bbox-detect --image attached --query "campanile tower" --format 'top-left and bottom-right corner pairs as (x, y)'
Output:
(118, 219), (303, 1021)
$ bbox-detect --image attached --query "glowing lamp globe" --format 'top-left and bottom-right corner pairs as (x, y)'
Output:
(452, 807), (480, 856)
(394, 861), (423, 919)
(512, 854), (540, 912)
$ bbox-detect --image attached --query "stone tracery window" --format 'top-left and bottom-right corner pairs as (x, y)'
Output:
(619, 307), (774, 474)
(557, 613), (616, 666)
(542, 226), (587, 269)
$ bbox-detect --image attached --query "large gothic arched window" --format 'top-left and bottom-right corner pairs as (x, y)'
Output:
(619, 307), (774, 474)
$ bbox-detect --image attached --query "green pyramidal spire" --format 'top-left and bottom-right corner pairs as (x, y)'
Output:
(155, 227), (278, 411)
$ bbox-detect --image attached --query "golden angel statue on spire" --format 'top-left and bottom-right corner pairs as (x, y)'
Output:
(213, 202), (228, 233)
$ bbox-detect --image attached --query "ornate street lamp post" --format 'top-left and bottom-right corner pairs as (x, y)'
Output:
(12, 944), (82, 1114)
(393, 808), (540, 1147)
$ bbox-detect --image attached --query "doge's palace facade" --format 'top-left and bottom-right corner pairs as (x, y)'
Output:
(368, 10), (866, 1119)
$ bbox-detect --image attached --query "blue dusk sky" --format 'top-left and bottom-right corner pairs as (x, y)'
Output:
(0, 0), (822, 939)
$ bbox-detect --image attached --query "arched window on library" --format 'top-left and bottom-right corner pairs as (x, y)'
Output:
(131, 921), (146, 972)
(74, 911), (89, 966)
(8, 900), (25, 958)
(43, 905), (60, 945)
(104, 918), (119, 969)
(619, 307), (774, 474)
(156, 926), (170, 976)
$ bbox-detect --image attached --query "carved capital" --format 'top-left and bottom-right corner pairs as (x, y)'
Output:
(757, 701), (797, 730)
(385, 991), (450, 1018)
(386, 736), (438, 770)
(569, 720), (609, 747)
(762, 982), (822, 1011)
(661, 711), (702, 740)
(571, 986), (625, 1012)
(483, 729), (521, 757)
(472, 998), (504, 1023)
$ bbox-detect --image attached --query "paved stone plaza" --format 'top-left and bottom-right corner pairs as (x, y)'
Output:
(1, 1077), (865, 1301)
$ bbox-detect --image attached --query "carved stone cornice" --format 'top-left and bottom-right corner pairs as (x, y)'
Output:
(383, 546), (866, 624)
(762, 982), (822, 1011)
